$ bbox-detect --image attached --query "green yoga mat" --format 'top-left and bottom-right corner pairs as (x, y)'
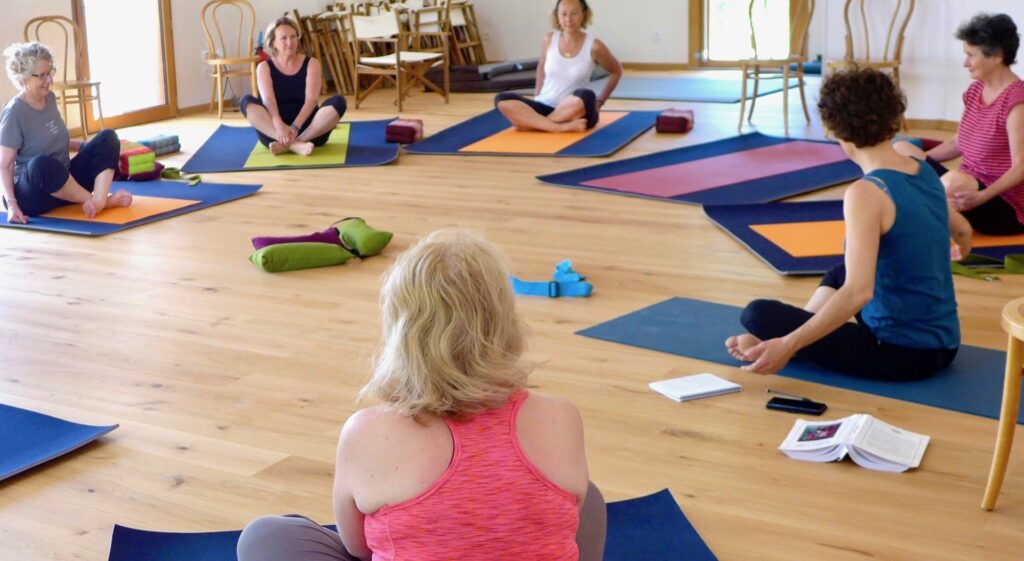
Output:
(244, 123), (350, 168)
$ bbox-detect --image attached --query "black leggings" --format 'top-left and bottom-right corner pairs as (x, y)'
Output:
(239, 95), (347, 148)
(740, 295), (957, 381)
(925, 156), (1024, 235)
(494, 89), (599, 129)
(10, 128), (120, 216)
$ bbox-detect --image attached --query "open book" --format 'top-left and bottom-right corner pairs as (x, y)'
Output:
(778, 414), (929, 473)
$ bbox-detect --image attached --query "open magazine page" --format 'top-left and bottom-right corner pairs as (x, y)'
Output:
(847, 416), (930, 472)
(777, 415), (863, 462)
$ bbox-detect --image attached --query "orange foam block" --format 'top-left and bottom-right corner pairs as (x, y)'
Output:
(42, 196), (200, 224)
(460, 112), (628, 154)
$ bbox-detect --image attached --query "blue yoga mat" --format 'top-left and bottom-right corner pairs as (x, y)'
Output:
(605, 489), (717, 561)
(578, 297), (1020, 423)
(404, 109), (658, 157)
(591, 75), (799, 103)
(0, 180), (262, 236)
(181, 119), (399, 173)
(106, 490), (715, 561)
(0, 403), (117, 481)
(537, 132), (861, 206)
(705, 200), (1024, 275)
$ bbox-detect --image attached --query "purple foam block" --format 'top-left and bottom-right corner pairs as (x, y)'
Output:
(251, 227), (342, 250)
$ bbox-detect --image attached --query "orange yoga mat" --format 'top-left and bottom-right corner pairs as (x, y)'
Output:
(751, 220), (1024, 258)
(460, 112), (628, 154)
(41, 196), (200, 224)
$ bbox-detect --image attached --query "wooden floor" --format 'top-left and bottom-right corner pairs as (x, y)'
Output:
(1, 72), (1022, 561)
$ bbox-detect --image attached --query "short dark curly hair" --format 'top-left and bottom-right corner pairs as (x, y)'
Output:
(817, 67), (906, 148)
(956, 13), (1019, 66)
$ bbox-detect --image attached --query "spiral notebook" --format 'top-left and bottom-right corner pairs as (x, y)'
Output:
(649, 373), (742, 402)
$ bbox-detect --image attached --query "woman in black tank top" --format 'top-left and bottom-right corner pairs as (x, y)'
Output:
(239, 17), (347, 156)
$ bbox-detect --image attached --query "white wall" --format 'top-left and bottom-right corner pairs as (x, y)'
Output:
(4, 1), (1024, 123)
(472, 0), (687, 64)
(171, 0), (331, 110)
(475, 0), (1024, 122)
(0, 0), (72, 110)
(0, 0), (331, 115)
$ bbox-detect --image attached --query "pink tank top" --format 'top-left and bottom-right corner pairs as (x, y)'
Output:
(363, 391), (580, 561)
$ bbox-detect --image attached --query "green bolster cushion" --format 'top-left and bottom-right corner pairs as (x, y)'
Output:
(335, 218), (393, 257)
(250, 242), (354, 272)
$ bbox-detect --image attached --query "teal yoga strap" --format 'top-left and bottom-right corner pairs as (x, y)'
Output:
(512, 260), (593, 297)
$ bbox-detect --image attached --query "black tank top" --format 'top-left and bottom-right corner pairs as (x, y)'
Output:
(266, 56), (310, 124)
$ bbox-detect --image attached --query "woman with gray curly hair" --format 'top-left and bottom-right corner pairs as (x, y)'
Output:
(1, 42), (130, 224)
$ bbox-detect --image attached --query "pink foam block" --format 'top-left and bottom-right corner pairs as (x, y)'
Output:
(582, 141), (849, 198)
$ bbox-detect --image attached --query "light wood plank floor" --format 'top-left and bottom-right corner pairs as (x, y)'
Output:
(1, 72), (1022, 560)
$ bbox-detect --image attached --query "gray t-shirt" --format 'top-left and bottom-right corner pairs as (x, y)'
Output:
(0, 92), (70, 182)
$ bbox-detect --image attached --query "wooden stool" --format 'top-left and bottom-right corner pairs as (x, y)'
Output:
(982, 296), (1024, 510)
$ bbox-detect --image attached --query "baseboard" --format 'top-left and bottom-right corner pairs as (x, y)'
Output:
(905, 118), (958, 132)
(622, 62), (691, 71)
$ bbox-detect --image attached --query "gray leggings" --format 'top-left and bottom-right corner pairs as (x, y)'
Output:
(237, 482), (607, 561)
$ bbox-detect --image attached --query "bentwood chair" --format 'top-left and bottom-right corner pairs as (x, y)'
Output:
(200, 0), (260, 119)
(827, 0), (914, 93)
(23, 16), (104, 138)
(981, 297), (1024, 511)
(738, 0), (815, 136)
(826, 0), (914, 129)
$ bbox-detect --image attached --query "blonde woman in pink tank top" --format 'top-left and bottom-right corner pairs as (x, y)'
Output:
(494, 0), (622, 132)
(237, 230), (607, 561)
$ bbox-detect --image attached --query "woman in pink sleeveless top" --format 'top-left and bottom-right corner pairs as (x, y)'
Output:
(237, 230), (607, 561)
(896, 13), (1024, 235)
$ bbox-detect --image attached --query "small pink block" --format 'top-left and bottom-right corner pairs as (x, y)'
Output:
(656, 109), (694, 133)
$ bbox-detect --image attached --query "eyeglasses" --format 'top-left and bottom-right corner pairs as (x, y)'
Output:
(29, 68), (56, 80)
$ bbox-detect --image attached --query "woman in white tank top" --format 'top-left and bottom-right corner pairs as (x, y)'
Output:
(494, 0), (622, 132)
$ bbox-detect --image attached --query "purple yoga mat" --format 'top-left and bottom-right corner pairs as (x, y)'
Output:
(251, 227), (342, 250)
(581, 141), (848, 198)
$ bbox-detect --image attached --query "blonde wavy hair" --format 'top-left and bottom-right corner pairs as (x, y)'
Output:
(362, 229), (529, 419)
(550, 0), (593, 30)
(265, 17), (300, 57)
(4, 42), (53, 89)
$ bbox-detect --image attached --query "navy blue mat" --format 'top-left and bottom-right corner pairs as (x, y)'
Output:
(578, 298), (1020, 423)
(0, 403), (117, 481)
(181, 119), (399, 173)
(107, 490), (715, 561)
(605, 489), (717, 561)
(404, 109), (658, 157)
(705, 200), (1024, 275)
(537, 132), (861, 206)
(590, 75), (798, 103)
(0, 180), (261, 236)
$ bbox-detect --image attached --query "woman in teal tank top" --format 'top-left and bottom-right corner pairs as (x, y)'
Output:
(726, 68), (970, 380)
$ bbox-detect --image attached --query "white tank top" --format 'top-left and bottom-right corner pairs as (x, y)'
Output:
(535, 31), (596, 107)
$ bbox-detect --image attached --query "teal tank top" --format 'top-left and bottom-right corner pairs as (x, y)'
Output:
(859, 160), (960, 350)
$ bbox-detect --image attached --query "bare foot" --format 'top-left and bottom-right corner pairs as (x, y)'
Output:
(559, 119), (587, 132)
(288, 141), (314, 156)
(726, 333), (762, 362)
(269, 141), (288, 155)
(82, 197), (105, 218)
(108, 190), (133, 208)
